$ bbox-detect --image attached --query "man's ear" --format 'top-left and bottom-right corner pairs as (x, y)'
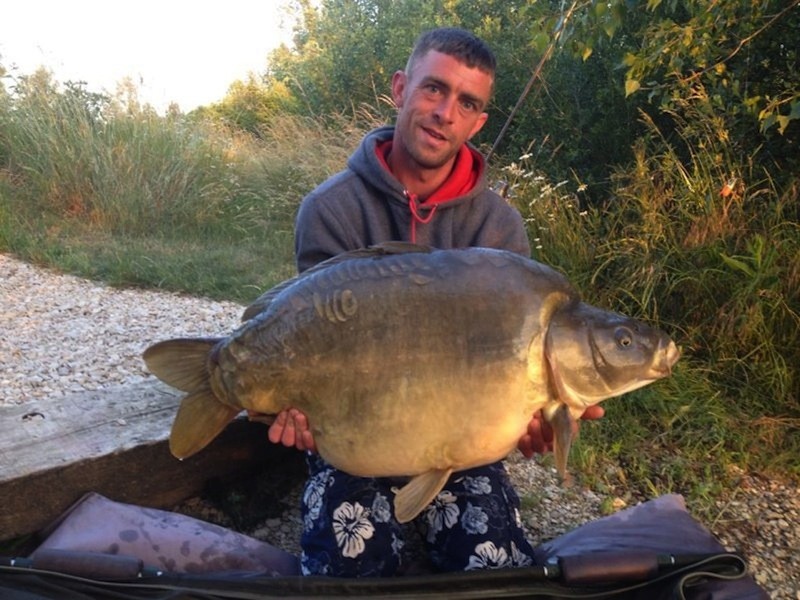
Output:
(391, 70), (407, 109)
(468, 112), (489, 139)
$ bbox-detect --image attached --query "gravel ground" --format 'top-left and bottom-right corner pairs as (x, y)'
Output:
(1, 253), (796, 598)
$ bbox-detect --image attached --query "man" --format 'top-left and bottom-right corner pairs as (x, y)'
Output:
(267, 27), (603, 577)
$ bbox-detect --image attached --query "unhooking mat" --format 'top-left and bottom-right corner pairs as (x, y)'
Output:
(0, 492), (768, 599)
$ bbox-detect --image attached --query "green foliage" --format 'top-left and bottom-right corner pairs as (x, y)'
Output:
(266, 0), (435, 121)
(616, 0), (800, 179)
(506, 96), (800, 489)
(493, 153), (600, 282)
(201, 75), (300, 135)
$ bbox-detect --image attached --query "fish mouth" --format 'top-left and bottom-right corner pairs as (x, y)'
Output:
(651, 339), (681, 377)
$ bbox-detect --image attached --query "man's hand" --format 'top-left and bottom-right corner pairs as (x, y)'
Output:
(517, 405), (605, 458)
(265, 408), (318, 453)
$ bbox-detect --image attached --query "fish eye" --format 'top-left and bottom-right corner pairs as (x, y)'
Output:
(615, 327), (633, 347)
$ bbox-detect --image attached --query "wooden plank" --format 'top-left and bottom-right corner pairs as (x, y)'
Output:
(0, 379), (297, 541)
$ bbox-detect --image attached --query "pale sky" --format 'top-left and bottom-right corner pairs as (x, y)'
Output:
(0, 0), (301, 112)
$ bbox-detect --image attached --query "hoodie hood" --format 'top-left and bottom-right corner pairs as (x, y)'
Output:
(294, 125), (531, 272)
(348, 126), (487, 243)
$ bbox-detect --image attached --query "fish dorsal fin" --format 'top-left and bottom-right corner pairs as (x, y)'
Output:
(393, 467), (452, 523)
(367, 241), (433, 255)
(242, 243), (434, 320)
(242, 274), (307, 321)
(169, 388), (241, 459)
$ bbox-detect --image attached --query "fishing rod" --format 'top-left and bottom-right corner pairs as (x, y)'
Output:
(487, 0), (581, 165)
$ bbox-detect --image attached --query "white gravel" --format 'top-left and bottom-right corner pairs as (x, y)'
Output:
(0, 254), (243, 407)
(1, 253), (796, 598)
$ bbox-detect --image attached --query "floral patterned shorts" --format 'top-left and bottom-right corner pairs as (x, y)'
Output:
(299, 454), (536, 577)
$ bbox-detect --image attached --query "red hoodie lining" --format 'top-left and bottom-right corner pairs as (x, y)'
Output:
(375, 140), (481, 243)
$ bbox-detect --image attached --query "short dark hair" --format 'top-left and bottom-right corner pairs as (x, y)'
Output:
(406, 27), (496, 80)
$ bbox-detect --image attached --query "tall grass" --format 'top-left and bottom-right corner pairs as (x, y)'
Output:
(3, 81), (223, 234)
(0, 76), (375, 302)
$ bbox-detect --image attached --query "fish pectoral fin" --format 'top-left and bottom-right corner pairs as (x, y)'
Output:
(170, 388), (241, 459)
(549, 404), (576, 486)
(394, 468), (453, 524)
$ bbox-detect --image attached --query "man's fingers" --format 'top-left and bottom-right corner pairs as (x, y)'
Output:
(266, 407), (316, 452)
(301, 430), (317, 453)
(518, 436), (536, 459)
(518, 413), (553, 458)
(292, 411), (310, 451)
(280, 410), (298, 447)
(293, 410), (309, 431)
(267, 410), (288, 444)
(582, 405), (605, 420)
(518, 406), (605, 459)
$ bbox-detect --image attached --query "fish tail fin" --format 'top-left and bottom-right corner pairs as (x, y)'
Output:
(143, 337), (238, 459)
(170, 387), (241, 459)
(143, 338), (222, 392)
(394, 468), (452, 523)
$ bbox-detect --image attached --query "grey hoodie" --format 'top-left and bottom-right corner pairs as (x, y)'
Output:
(294, 126), (530, 272)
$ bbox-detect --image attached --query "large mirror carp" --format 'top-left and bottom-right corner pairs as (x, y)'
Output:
(144, 243), (679, 523)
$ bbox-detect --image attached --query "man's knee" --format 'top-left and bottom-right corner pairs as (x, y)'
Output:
(300, 468), (405, 576)
(422, 464), (536, 571)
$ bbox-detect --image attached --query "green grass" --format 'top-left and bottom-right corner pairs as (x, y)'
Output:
(0, 213), (296, 303)
(1, 74), (797, 522)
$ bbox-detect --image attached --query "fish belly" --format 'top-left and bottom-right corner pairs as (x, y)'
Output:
(300, 366), (539, 478)
(224, 248), (558, 478)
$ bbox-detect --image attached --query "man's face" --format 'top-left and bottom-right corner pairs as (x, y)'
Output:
(391, 50), (493, 172)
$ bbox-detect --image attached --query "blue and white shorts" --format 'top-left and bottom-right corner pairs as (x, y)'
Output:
(299, 454), (536, 577)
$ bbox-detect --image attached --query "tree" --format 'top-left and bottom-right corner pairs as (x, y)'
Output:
(616, 0), (800, 178)
(208, 75), (298, 134)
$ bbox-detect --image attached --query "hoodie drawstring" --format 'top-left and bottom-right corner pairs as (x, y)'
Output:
(406, 191), (438, 244)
